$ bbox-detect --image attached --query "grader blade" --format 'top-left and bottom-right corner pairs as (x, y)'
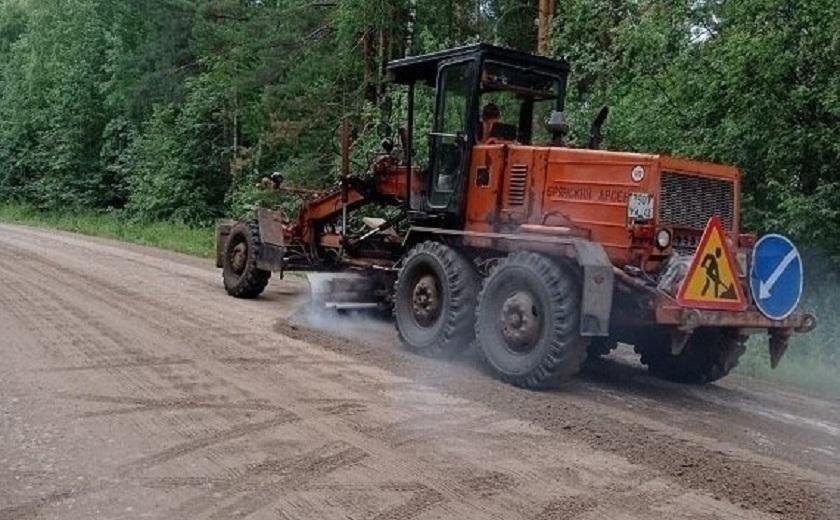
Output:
(306, 273), (380, 310)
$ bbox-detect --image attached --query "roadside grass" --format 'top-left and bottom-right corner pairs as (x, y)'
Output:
(736, 338), (840, 399)
(0, 204), (215, 258)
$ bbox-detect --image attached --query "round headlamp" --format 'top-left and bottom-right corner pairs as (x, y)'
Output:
(655, 229), (672, 249)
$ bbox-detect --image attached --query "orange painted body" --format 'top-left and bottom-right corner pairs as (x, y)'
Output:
(463, 144), (741, 270)
(294, 159), (420, 244)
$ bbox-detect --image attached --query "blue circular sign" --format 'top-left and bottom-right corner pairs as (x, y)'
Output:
(749, 234), (803, 320)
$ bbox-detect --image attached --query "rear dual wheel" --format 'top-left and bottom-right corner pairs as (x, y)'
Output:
(394, 241), (480, 357)
(634, 327), (747, 384)
(474, 252), (588, 389)
(395, 245), (588, 389)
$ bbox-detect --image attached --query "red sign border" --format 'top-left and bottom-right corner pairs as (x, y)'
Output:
(676, 216), (747, 311)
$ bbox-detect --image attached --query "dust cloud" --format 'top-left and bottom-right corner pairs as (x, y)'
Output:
(290, 273), (394, 341)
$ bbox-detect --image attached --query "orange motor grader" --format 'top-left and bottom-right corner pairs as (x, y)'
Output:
(216, 44), (815, 389)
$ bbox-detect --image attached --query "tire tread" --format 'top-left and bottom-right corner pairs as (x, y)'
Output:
(475, 251), (587, 389)
(223, 220), (271, 298)
(394, 241), (479, 357)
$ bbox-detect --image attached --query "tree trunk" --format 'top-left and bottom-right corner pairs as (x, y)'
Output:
(537, 0), (556, 56)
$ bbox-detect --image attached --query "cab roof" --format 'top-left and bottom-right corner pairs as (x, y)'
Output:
(386, 43), (570, 86)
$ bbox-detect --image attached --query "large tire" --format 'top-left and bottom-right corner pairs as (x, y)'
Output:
(394, 241), (479, 357)
(222, 220), (271, 298)
(474, 251), (588, 389)
(635, 327), (746, 384)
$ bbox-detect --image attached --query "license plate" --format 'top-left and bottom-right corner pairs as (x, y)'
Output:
(627, 193), (654, 220)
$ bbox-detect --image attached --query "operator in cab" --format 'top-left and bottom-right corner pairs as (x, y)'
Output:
(479, 103), (501, 143)
(478, 102), (518, 144)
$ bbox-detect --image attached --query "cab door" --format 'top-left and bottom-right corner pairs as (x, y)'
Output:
(427, 59), (476, 213)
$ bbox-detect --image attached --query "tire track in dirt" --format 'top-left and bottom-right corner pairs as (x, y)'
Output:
(16, 252), (674, 520)
(60, 393), (289, 418)
(233, 328), (760, 520)
(0, 253), (228, 442)
(6, 231), (818, 518)
(0, 239), (305, 511)
(120, 412), (300, 473)
(206, 443), (369, 520)
(0, 233), (472, 519)
(0, 489), (77, 520)
(1, 224), (835, 520)
(154, 441), (367, 518)
(0, 240), (272, 367)
(0, 238), (306, 482)
(371, 483), (447, 520)
(275, 318), (839, 520)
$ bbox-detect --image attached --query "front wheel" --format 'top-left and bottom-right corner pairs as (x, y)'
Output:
(222, 220), (271, 298)
(394, 241), (479, 357)
(474, 251), (588, 389)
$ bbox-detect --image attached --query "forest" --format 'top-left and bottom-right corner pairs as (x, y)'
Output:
(0, 1), (837, 374)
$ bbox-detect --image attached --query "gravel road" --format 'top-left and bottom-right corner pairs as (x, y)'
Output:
(1, 223), (838, 520)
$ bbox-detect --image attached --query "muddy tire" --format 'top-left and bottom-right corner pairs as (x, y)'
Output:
(394, 241), (479, 357)
(222, 220), (271, 298)
(635, 327), (747, 384)
(474, 251), (588, 389)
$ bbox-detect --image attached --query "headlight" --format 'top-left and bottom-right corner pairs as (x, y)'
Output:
(655, 229), (671, 249)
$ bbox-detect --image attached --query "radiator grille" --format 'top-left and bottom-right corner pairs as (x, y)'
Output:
(507, 164), (528, 206)
(660, 171), (735, 230)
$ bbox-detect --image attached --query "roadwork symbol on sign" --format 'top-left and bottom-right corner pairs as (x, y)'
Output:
(749, 234), (803, 320)
(677, 216), (747, 311)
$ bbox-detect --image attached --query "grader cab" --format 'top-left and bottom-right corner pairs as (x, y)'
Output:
(216, 44), (815, 389)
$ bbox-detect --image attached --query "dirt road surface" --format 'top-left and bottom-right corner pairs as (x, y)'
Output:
(1, 223), (838, 520)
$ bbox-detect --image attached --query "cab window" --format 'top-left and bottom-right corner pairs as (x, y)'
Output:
(478, 61), (560, 145)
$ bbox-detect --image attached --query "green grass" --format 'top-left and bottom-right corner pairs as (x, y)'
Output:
(0, 204), (215, 258)
(736, 339), (840, 398)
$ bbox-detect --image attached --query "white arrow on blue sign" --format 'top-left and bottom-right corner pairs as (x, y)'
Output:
(749, 234), (803, 320)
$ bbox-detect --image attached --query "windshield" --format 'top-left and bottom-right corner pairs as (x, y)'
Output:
(478, 61), (561, 145)
(481, 61), (559, 100)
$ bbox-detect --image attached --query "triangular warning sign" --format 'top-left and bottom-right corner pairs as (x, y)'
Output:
(676, 217), (747, 311)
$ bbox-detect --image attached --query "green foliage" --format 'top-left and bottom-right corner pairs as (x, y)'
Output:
(0, 0), (543, 221)
(737, 345), (840, 398)
(552, 0), (840, 260)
